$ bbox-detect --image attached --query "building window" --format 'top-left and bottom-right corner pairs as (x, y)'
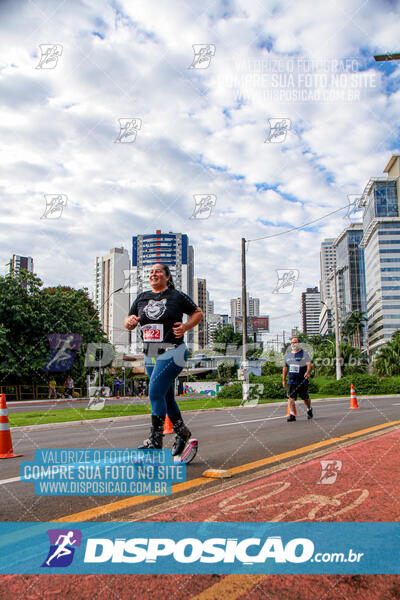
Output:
(375, 182), (398, 217)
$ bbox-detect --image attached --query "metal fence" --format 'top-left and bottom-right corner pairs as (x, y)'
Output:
(0, 385), (84, 401)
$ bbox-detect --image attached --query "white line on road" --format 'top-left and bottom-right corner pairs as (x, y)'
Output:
(214, 401), (356, 427)
(215, 416), (285, 426)
(11, 422), (149, 434)
(94, 424), (149, 430)
(0, 476), (21, 485)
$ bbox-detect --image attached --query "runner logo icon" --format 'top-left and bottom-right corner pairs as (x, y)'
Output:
(42, 529), (82, 567)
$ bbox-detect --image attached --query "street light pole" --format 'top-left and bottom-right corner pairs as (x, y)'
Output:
(332, 269), (342, 380)
(241, 238), (249, 401)
(322, 269), (342, 380)
(122, 366), (126, 397)
(87, 286), (123, 397)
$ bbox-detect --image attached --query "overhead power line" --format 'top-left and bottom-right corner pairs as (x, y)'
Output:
(247, 202), (354, 243)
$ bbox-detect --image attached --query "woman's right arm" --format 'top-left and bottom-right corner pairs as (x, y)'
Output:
(125, 297), (141, 330)
(124, 314), (140, 330)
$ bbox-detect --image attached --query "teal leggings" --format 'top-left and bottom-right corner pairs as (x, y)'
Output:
(144, 343), (187, 418)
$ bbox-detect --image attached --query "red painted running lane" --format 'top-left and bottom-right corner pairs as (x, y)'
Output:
(1, 429), (399, 599)
(147, 428), (400, 523)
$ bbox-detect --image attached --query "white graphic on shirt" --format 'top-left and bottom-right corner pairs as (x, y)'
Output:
(143, 298), (167, 320)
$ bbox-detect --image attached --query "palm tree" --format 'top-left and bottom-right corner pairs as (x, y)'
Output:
(373, 331), (400, 376)
(342, 311), (367, 349)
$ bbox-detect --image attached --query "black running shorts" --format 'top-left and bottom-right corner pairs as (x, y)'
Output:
(287, 380), (309, 400)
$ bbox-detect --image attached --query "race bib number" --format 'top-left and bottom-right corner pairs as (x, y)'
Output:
(289, 364), (300, 373)
(142, 324), (164, 342)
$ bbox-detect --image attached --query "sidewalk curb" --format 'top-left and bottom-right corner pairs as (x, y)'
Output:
(11, 394), (400, 433)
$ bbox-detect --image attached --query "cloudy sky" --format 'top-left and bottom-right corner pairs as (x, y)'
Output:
(0, 0), (399, 333)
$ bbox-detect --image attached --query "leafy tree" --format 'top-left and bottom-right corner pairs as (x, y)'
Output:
(373, 330), (400, 376)
(342, 311), (367, 349)
(217, 361), (238, 381)
(312, 341), (367, 376)
(212, 324), (241, 352)
(0, 271), (108, 386)
(212, 324), (253, 356)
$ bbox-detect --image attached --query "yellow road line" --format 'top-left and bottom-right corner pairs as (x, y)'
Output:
(53, 420), (400, 522)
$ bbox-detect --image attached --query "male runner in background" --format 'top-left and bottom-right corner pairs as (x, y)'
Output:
(282, 337), (313, 422)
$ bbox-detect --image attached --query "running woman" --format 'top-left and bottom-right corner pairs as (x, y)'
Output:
(282, 337), (313, 422)
(124, 263), (203, 451)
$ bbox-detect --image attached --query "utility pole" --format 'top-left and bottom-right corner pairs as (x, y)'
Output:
(332, 269), (342, 380)
(241, 238), (249, 401)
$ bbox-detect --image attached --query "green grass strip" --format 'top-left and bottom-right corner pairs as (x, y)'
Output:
(8, 392), (357, 428)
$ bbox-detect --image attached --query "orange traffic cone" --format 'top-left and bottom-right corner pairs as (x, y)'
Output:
(286, 403), (298, 416)
(163, 415), (173, 434)
(348, 383), (360, 409)
(0, 394), (23, 459)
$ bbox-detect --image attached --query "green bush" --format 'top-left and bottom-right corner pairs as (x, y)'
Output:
(377, 375), (400, 394)
(217, 373), (400, 400)
(307, 378), (318, 393)
(218, 375), (286, 400)
(261, 361), (282, 376)
(260, 377), (286, 399)
(317, 374), (382, 396)
(217, 382), (242, 399)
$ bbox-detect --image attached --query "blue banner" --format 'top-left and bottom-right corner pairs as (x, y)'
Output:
(20, 449), (186, 496)
(0, 522), (398, 574)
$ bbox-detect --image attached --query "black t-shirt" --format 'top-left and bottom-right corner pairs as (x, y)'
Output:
(284, 349), (311, 384)
(129, 288), (198, 345)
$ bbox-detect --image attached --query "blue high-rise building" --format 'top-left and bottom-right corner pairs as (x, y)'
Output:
(131, 230), (194, 296)
(334, 224), (367, 345)
(360, 155), (400, 353)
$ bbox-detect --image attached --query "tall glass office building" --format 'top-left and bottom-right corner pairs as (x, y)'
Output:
(360, 155), (400, 353)
(334, 224), (367, 345)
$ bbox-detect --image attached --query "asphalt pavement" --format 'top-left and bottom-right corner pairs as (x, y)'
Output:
(0, 395), (399, 522)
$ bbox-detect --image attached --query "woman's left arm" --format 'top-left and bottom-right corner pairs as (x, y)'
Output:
(173, 308), (203, 337)
(185, 307), (203, 331)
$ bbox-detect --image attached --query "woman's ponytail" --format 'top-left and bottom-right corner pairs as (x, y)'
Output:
(159, 263), (175, 289)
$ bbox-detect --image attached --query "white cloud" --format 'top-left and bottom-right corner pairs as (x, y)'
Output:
(0, 0), (399, 334)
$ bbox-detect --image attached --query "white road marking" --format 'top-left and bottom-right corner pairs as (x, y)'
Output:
(88, 424), (149, 429)
(0, 476), (21, 485)
(11, 422), (149, 434)
(215, 416), (285, 426)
